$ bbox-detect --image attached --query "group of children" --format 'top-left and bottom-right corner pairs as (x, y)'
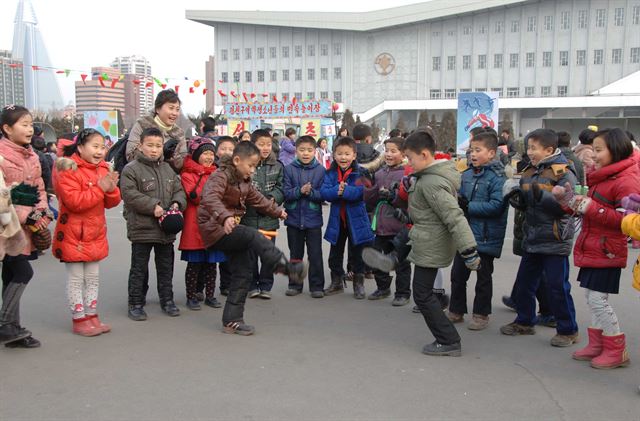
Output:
(2, 102), (640, 391)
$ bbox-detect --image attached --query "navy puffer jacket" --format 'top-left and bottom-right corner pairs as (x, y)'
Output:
(283, 158), (326, 230)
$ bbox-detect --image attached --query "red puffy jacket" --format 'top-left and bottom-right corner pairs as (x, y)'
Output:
(52, 154), (121, 262)
(178, 156), (216, 251)
(574, 156), (640, 268)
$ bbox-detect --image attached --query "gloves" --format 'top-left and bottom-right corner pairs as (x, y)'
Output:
(621, 193), (640, 215)
(461, 248), (481, 271)
(401, 176), (416, 192)
(551, 182), (575, 208)
(505, 188), (525, 210)
(573, 197), (592, 215)
(10, 183), (39, 207)
(378, 188), (394, 202)
(457, 195), (469, 215)
(393, 208), (412, 225)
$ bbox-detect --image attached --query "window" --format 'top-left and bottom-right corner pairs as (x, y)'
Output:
(233, 72), (240, 83)
(444, 89), (457, 99)
(463, 26), (472, 35)
(295, 69), (302, 81)
(282, 47), (289, 58)
(257, 71), (264, 82)
(320, 91), (328, 100)
(270, 70), (277, 82)
(307, 69), (315, 80)
(561, 11), (571, 30)
(495, 21), (504, 33)
(320, 44), (328, 56)
(479, 25), (487, 34)
(321, 68), (328, 80)
(476, 87), (487, 92)
(578, 10), (588, 29)
(557, 86), (568, 97)
(507, 87), (519, 97)
(270, 47), (277, 59)
(334, 67), (342, 79)
(333, 91), (342, 102)
(307, 45), (315, 56)
(294, 92), (302, 100)
(544, 15), (553, 31)
(460, 89), (472, 93)
(430, 89), (441, 99)
(614, 8), (624, 26)
(510, 53), (519, 68)
(463, 55), (471, 70)
(448, 30), (456, 37)
(612, 48), (622, 64)
(541, 86), (551, 97)
(295, 45), (302, 57)
(511, 20), (520, 32)
(634, 6), (640, 25)
(245, 48), (252, 60)
(525, 86), (535, 97)
(526, 52), (535, 67)
(594, 49), (604, 65)
(282, 70), (288, 81)
(632, 47), (640, 63)
(492, 88), (503, 97)
(527, 16), (537, 32)
(494, 53), (503, 68)
(595, 9), (606, 28)
(559, 51), (569, 66)
(245, 71), (252, 83)
(306, 92), (314, 100)
(257, 47), (264, 59)
(333, 43), (342, 55)
(221, 49), (228, 61)
(432, 56), (441, 71)
(543, 51), (552, 67)
(576, 50), (586, 66)
(233, 49), (240, 60)
(447, 56), (456, 70)
(432, 31), (440, 37)
(221, 72), (228, 83)
(478, 54), (486, 69)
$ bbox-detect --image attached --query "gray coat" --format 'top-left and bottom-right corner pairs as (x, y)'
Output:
(125, 114), (187, 171)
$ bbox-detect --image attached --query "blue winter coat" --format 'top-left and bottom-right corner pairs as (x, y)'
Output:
(460, 160), (508, 258)
(321, 161), (375, 246)
(283, 158), (326, 230)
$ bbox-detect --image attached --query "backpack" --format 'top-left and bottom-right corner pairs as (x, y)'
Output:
(106, 132), (129, 177)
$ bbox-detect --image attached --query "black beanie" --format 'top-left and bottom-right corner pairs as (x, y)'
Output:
(192, 142), (216, 163)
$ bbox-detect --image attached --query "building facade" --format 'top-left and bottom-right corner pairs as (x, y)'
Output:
(75, 67), (125, 119)
(0, 50), (25, 107)
(110, 55), (154, 116)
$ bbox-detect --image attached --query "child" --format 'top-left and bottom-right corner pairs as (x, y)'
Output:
(179, 137), (224, 310)
(321, 136), (375, 299)
(121, 127), (187, 321)
(500, 129), (579, 347)
(447, 131), (508, 330)
(0, 105), (52, 348)
(198, 141), (307, 335)
(555, 129), (638, 368)
(240, 129), (284, 299)
(573, 128), (597, 185)
(283, 136), (326, 297)
(363, 137), (411, 306)
(401, 129), (479, 356)
(279, 127), (297, 166)
(214, 136), (236, 296)
(53, 128), (121, 336)
(315, 137), (332, 170)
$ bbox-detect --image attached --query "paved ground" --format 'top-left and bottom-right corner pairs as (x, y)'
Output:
(1, 206), (639, 420)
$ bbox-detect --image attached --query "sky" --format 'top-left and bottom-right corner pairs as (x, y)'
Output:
(0, 0), (425, 115)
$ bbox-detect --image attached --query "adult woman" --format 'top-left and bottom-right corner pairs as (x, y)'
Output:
(126, 89), (187, 171)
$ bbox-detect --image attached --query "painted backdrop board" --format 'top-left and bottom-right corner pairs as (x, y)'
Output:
(456, 92), (499, 154)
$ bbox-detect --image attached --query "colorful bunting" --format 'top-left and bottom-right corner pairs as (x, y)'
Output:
(202, 89), (207, 95)
(80, 74), (88, 84)
(189, 87), (194, 94)
(218, 90), (227, 97)
(110, 78), (118, 89)
(98, 76), (106, 88)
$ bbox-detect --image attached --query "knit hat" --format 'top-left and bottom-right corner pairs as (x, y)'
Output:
(158, 208), (184, 234)
(189, 137), (216, 163)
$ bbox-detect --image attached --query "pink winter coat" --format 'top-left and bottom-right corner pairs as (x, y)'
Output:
(0, 138), (49, 256)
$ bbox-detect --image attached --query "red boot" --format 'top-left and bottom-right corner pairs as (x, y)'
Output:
(87, 314), (111, 334)
(72, 317), (101, 337)
(572, 327), (603, 361)
(590, 333), (630, 369)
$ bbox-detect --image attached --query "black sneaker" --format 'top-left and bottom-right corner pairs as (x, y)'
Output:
(223, 321), (255, 336)
(285, 288), (302, 296)
(310, 291), (324, 298)
(195, 292), (205, 302)
(422, 340), (462, 357)
(161, 301), (180, 317)
(5, 335), (41, 348)
(204, 297), (222, 308)
(412, 305), (421, 314)
(186, 299), (201, 311)
(361, 248), (398, 273)
(367, 289), (391, 300)
(0, 324), (32, 346)
(392, 296), (410, 307)
(128, 305), (147, 321)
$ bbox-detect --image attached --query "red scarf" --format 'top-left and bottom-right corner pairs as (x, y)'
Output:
(337, 166), (353, 227)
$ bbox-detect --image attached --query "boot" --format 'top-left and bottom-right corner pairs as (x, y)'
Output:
(87, 314), (111, 334)
(273, 256), (308, 285)
(0, 323), (31, 345)
(361, 248), (398, 273)
(590, 333), (630, 369)
(72, 317), (102, 337)
(324, 273), (345, 295)
(353, 273), (365, 300)
(572, 327), (603, 361)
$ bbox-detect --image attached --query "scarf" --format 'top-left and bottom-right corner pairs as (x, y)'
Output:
(337, 166), (353, 227)
(153, 115), (173, 133)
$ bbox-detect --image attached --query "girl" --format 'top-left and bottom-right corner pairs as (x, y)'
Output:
(179, 137), (225, 310)
(315, 137), (332, 170)
(237, 130), (251, 142)
(53, 128), (121, 337)
(0, 105), (52, 348)
(554, 128), (639, 369)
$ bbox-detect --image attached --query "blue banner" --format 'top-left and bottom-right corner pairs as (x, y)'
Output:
(456, 92), (499, 154)
(224, 100), (332, 119)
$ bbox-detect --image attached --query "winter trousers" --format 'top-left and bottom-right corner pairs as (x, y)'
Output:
(0, 256), (33, 327)
(585, 289), (621, 336)
(449, 252), (494, 316)
(66, 262), (100, 319)
(286, 227), (324, 292)
(329, 225), (367, 277)
(186, 262), (217, 300)
(247, 236), (276, 292)
(127, 243), (175, 307)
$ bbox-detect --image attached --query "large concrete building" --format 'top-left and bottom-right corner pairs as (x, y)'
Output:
(188, 0), (640, 137)
(0, 50), (25, 107)
(110, 55), (154, 116)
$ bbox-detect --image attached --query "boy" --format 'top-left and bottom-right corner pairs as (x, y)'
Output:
(198, 142), (306, 335)
(447, 131), (508, 330)
(402, 129), (479, 356)
(121, 127), (187, 321)
(352, 123), (384, 172)
(321, 136), (375, 299)
(363, 137), (411, 306)
(500, 129), (579, 347)
(240, 129), (284, 299)
(283, 136), (326, 298)
(213, 135), (236, 296)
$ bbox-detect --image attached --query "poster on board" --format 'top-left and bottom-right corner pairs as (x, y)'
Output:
(456, 92), (499, 154)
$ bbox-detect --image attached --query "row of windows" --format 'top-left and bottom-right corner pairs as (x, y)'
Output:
(221, 91), (342, 103)
(221, 67), (342, 83)
(221, 43), (342, 61)
(429, 86), (568, 99)
(432, 48), (640, 71)
(432, 6), (640, 37)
